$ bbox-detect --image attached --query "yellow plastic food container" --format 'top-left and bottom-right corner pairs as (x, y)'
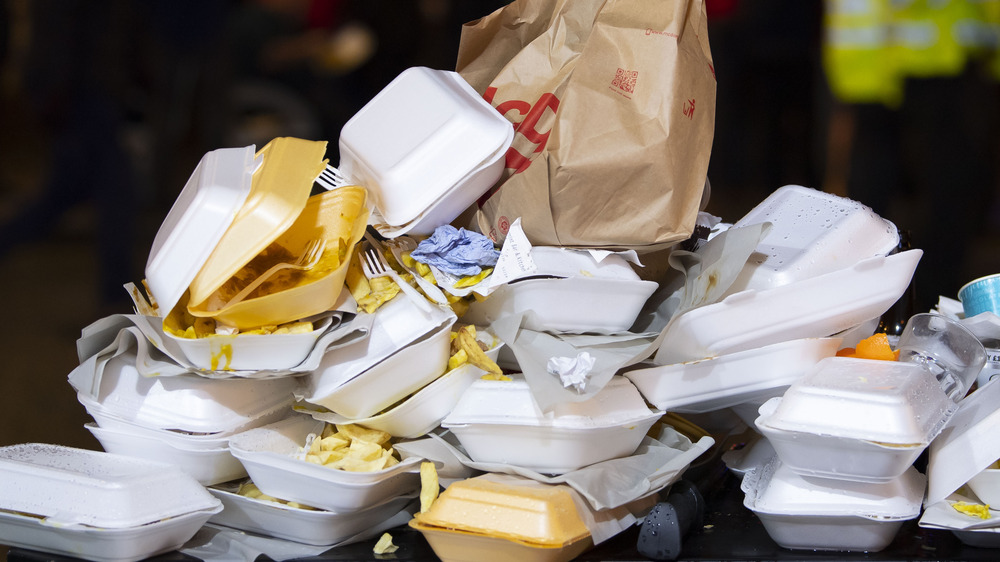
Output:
(410, 476), (593, 562)
(187, 137), (328, 308)
(187, 184), (369, 329)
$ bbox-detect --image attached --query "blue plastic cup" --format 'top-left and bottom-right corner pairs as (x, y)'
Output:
(959, 274), (1000, 318)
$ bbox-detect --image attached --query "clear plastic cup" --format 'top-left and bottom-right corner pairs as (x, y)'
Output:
(897, 313), (986, 401)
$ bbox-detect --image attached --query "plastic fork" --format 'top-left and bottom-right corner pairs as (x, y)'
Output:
(383, 236), (450, 305)
(224, 238), (326, 307)
(360, 241), (434, 313)
(315, 165), (353, 191)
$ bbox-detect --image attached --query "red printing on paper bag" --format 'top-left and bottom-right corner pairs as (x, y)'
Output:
(612, 68), (638, 95)
(477, 87), (561, 208)
(683, 98), (696, 119)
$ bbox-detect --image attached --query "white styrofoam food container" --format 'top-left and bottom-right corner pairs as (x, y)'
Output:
(227, 414), (422, 512)
(755, 357), (956, 483)
(0, 444), (222, 561)
(926, 377), (1000, 506)
(85, 421), (247, 486)
(624, 337), (842, 413)
(75, 351), (297, 435)
(654, 249), (921, 364)
(725, 185), (899, 295)
(144, 145), (257, 316)
(340, 66), (513, 228)
(309, 317), (454, 419)
(967, 466), (1000, 506)
(208, 480), (417, 546)
(302, 291), (456, 407)
(464, 249), (657, 334)
(164, 315), (332, 371)
(742, 455), (924, 552)
(442, 376), (663, 474)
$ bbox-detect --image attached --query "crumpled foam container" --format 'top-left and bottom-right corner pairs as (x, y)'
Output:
(655, 249), (921, 364)
(725, 185), (899, 295)
(227, 414), (422, 512)
(755, 356), (956, 483)
(410, 475), (593, 562)
(625, 337), (841, 413)
(74, 351), (297, 435)
(442, 376), (663, 474)
(742, 455), (924, 552)
(0, 443), (222, 562)
(339, 66), (513, 228)
(208, 480), (417, 546)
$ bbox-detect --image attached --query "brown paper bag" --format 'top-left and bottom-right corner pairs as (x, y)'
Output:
(456, 0), (716, 252)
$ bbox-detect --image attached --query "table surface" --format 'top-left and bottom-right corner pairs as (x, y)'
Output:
(6, 457), (1000, 562)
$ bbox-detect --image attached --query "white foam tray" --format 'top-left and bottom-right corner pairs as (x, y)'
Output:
(208, 481), (416, 546)
(624, 337), (841, 413)
(227, 414), (422, 512)
(654, 249), (921, 364)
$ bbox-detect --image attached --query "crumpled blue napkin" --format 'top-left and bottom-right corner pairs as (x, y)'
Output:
(410, 225), (500, 277)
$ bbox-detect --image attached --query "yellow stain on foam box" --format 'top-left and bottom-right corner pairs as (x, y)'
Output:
(952, 501), (991, 519)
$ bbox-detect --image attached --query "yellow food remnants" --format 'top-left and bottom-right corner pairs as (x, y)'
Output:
(449, 324), (505, 378)
(420, 461), (439, 513)
(373, 532), (398, 554)
(236, 480), (317, 510)
(952, 501), (991, 519)
(300, 422), (400, 472)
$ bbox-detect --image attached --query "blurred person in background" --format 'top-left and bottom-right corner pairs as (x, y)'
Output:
(823, 0), (1000, 313)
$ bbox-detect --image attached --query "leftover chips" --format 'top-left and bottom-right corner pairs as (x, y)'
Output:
(300, 423), (400, 472)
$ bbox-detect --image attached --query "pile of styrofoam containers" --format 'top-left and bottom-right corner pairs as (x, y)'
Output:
(744, 356), (956, 551)
(0, 443), (222, 562)
(73, 351), (299, 486)
(442, 375), (662, 474)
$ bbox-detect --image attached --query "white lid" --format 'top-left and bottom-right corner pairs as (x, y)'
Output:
(442, 375), (660, 428)
(758, 357), (955, 444)
(84, 351), (297, 434)
(742, 455), (924, 519)
(927, 377), (1000, 505)
(339, 67), (513, 225)
(729, 185), (899, 293)
(0, 443), (221, 528)
(145, 145), (258, 315)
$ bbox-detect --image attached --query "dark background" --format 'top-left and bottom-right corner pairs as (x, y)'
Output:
(0, 0), (998, 457)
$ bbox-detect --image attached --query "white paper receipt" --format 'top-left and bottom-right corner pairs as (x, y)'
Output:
(489, 218), (537, 288)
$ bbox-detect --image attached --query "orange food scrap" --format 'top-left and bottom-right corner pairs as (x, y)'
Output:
(844, 333), (899, 361)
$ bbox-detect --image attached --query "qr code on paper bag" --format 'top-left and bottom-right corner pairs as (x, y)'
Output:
(612, 68), (638, 94)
